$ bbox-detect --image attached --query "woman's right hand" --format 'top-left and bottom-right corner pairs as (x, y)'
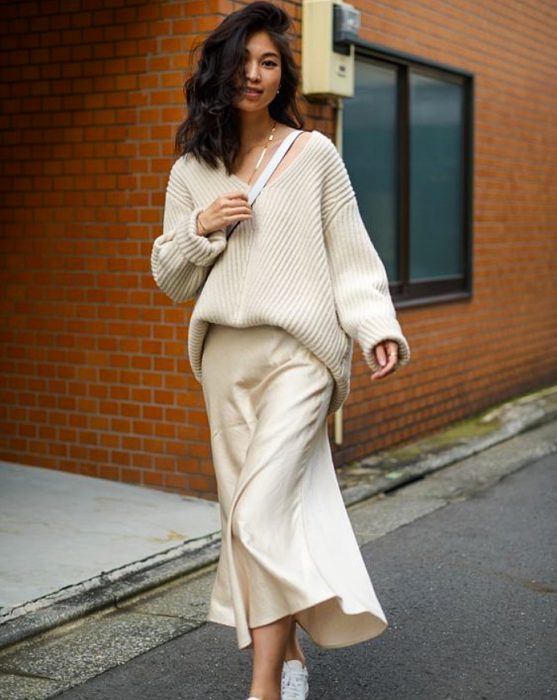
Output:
(197, 192), (252, 236)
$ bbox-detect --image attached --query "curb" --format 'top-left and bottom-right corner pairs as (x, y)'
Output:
(340, 385), (557, 507)
(1, 384), (556, 652)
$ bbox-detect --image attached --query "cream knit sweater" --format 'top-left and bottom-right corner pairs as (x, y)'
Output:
(151, 129), (411, 414)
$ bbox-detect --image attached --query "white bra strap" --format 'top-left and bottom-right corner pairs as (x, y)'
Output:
(247, 129), (303, 205)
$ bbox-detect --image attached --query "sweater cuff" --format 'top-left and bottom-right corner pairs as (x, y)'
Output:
(174, 206), (226, 267)
(359, 315), (411, 373)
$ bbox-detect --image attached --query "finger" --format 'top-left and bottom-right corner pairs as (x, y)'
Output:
(223, 213), (252, 225)
(224, 205), (253, 215)
(224, 192), (249, 201)
(379, 342), (398, 367)
(376, 358), (396, 375)
(224, 197), (251, 205)
(225, 214), (253, 225)
(223, 200), (252, 210)
(384, 349), (398, 371)
(374, 343), (388, 368)
(370, 352), (397, 380)
(386, 341), (398, 359)
(371, 365), (393, 380)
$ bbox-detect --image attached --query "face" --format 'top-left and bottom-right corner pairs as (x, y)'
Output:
(233, 30), (282, 112)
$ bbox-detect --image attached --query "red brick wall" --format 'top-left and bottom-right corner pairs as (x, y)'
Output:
(1, 0), (555, 499)
(345, 0), (557, 452)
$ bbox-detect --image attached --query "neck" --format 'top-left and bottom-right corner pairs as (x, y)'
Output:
(237, 109), (276, 149)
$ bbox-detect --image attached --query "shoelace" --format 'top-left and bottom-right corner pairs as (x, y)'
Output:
(281, 668), (308, 699)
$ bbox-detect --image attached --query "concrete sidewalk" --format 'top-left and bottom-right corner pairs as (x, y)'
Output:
(1, 383), (557, 652)
(0, 463), (220, 622)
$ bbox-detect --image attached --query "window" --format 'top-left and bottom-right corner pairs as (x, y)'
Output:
(342, 47), (473, 306)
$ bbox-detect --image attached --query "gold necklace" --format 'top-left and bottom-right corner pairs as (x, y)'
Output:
(247, 120), (277, 185)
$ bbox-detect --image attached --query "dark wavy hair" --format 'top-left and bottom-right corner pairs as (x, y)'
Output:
(175, 1), (304, 174)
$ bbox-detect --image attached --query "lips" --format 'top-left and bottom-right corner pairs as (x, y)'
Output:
(244, 88), (263, 95)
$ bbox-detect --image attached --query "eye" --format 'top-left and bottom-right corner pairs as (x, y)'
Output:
(262, 60), (278, 68)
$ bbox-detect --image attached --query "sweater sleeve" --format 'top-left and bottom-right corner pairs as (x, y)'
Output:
(150, 159), (227, 304)
(321, 140), (411, 374)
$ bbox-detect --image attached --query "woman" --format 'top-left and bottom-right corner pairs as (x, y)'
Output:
(151, 3), (411, 699)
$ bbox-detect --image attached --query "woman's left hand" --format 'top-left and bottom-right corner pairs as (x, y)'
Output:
(370, 339), (399, 380)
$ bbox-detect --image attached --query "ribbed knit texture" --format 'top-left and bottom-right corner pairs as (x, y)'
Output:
(151, 129), (411, 414)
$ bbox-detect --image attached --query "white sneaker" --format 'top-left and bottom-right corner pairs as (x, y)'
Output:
(281, 659), (309, 699)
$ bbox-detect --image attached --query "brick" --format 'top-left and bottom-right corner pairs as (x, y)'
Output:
(144, 470), (163, 487)
(1, 0), (555, 500)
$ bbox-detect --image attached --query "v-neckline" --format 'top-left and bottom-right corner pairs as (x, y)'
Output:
(227, 129), (317, 192)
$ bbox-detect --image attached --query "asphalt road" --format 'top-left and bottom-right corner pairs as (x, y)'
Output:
(57, 450), (556, 700)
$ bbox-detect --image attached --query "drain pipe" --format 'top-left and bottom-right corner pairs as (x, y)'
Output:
(333, 95), (344, 446)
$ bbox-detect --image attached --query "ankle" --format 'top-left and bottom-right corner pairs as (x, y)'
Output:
(284, 623), (304, 662)
(249, 690), (280, 700)
(250, 673), (281, 700)
(284, 638), (305, 665)
(284, 649), (305, 659)
(284, 649), (306, 665)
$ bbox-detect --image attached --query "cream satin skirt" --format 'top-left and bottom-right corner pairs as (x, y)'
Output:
(200, 323), (388, 651)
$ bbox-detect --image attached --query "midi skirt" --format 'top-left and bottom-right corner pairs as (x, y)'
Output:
(200, 323), (388, 651)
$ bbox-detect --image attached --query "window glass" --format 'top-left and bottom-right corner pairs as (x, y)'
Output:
(409, 72), (464, 280)
(343, 59), (399, 280)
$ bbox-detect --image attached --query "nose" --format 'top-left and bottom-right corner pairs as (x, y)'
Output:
(245, 60), (260, 84)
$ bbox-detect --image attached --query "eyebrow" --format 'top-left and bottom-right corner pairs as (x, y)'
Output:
(244, 50), (280, 59)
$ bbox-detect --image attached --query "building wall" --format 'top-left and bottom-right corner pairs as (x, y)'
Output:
(1, 0), (556, 499)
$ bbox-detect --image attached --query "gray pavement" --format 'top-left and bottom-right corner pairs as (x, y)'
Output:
(0, 409), (555, 699)
(61, 448), (556, 700)
(2, 384), (557, 654)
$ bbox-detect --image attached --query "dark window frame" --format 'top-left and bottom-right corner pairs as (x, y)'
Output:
(348, 40), (475, 309)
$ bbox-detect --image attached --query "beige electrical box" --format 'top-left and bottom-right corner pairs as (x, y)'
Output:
(302, 0), (361, 98)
